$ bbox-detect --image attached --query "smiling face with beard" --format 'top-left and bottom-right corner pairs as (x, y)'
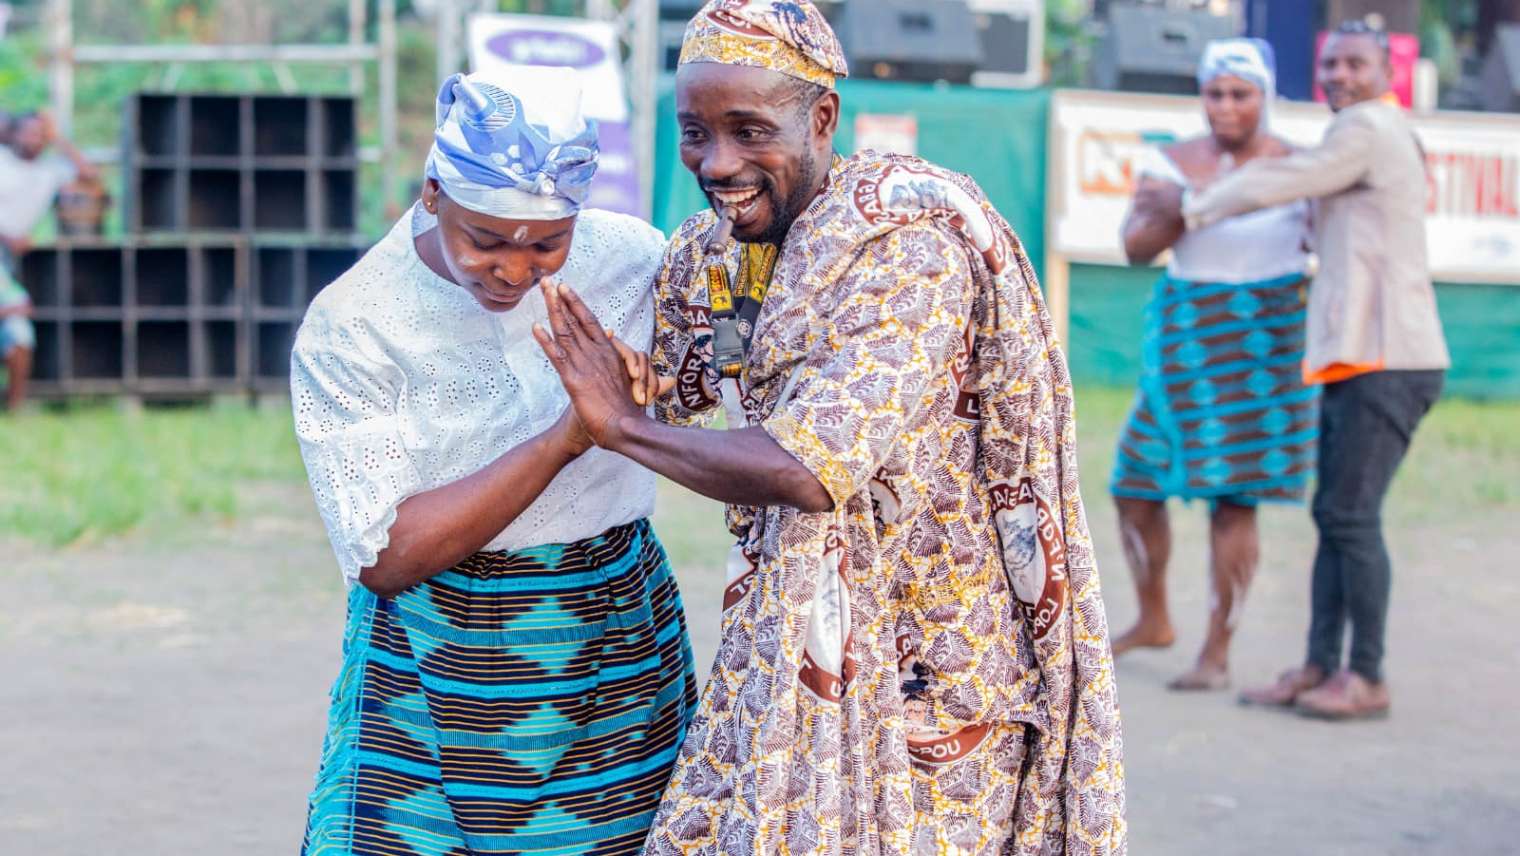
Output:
(675, 62), (840, 246)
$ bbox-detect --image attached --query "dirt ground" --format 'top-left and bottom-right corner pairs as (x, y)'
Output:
(4, 476), (1518, 855)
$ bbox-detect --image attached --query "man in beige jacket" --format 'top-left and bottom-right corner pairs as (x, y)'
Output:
(1158, 21), (1450, 719)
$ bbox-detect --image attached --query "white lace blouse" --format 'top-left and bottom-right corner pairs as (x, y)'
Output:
(1138, 146), (1311, 283)
(292, 204), (664, 583)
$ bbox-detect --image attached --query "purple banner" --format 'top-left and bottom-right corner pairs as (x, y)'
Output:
(484, 29), (607, 69)
(586, 120), (642, 218)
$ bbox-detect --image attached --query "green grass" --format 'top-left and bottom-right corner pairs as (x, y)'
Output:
(1073, 386), (1520, 523)
(0, 404), (304, 546)
(652, 479), (730, 574)
(2, 387), (1517, 548)
(1389, 394), (1520, 513)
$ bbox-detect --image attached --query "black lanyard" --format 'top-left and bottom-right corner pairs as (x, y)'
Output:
(705, 242), (778, 380)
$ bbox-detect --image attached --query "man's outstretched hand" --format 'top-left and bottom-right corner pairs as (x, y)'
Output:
(532, 281), (673, 450)
(534, 280), (831, 514)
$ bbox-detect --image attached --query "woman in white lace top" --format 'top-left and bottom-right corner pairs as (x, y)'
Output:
(292, 68), (696, 855)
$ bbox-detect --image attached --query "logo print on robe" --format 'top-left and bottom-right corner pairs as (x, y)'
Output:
(897, 631), (995, 768)
(991, 478), (1069, 640)
(905, 722), (994, 768)
(799, 528), (854, 703)
(949, 322), (980, 422)
(675, 304), (718, 413)
(721, 537), (761, 613)
(850, 163), (1010, 275)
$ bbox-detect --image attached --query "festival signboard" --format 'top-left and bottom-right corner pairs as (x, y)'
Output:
(1048, 89), (1520, 284)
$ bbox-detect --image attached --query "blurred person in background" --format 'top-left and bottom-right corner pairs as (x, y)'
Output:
(0, 259), (31, 411)
(1169, 21), (1450, 720)
(0, 110), (96, 411)
(0, 112), (26, 410)
(0, 110), (97, 259)
(1108, 39), (1317, 691)
(291, 68), (695, 854)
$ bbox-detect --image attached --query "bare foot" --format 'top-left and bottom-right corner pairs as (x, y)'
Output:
(1167, 662), (1229, 691)
(1240, 664), (1327, 707)
(1110, 621), (1176, 657)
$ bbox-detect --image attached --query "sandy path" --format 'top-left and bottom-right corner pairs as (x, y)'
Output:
(3, 479), (1516, 854)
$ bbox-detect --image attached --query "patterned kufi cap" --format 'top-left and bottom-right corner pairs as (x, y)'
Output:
(679, 0), (848, 89)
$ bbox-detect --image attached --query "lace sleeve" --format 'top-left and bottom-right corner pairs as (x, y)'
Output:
(587, 211), (662, 353)
(290, 320), (422, 584)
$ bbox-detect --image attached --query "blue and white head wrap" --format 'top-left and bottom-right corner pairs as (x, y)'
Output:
(1197, 37), (1277, 104)
(424, 66), (599, 220)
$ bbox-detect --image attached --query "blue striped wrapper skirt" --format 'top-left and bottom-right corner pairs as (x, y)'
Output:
(1111, 271), (1319, 505)
(301, 518), (697, 855)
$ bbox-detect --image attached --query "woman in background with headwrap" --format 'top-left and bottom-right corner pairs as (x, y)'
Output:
(1109, 39), (1318, 690)
(292, 67), (696, 854)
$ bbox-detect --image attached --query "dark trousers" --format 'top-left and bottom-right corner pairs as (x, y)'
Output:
(1306, 369), (1444, 683)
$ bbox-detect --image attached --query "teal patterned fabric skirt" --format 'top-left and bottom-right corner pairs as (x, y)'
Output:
(301, 518), (697, 855)
(1111, 271), (1319, 505)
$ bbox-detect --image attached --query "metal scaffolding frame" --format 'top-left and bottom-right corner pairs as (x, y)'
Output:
(44, 0), (400, 209)
(433, 0), (660, 216)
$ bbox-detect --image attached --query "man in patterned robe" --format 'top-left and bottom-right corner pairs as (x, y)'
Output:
(532, 2), (1125, 852)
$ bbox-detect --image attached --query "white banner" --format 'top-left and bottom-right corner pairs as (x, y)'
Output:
(467, 13), (641, 216)
(854, 114), (918, 157)
(1048, 89), (1520, 284)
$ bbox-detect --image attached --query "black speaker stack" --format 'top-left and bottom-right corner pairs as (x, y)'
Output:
(20, 93), (368, 400)
(834, 0), (983, 85)
(657, 0), (1042, 88)
(1093, 3), (1235, 95)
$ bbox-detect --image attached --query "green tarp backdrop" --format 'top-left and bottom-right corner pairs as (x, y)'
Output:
(652, 79), (1520, 399)
(653, 78), (1049, 262)
(1063, 265), (1520, 400)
